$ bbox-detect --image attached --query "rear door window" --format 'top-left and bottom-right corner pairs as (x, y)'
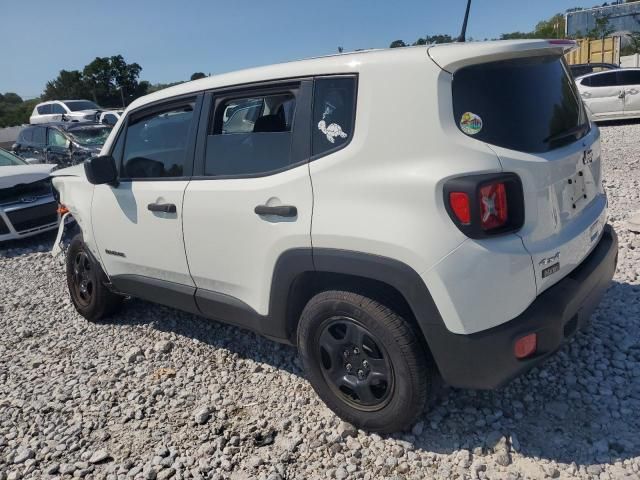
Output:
(205, 90), (298, 176)
(452, 55), (588, 153)
(619, 70), (640, 86)
(32, 127), (46, 145)
(587, 72), (619, 87)
(51, 103), (66, 114)
(20, 128), (34, 143)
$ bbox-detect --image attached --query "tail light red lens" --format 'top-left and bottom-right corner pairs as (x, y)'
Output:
(514, 333), (537, 359)
(449, 192), (471, 225)
(479, 182), (508, 230)
(443, 173), (524, 239)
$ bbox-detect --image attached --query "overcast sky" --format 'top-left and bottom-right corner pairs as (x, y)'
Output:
(2, 0), (603, 98)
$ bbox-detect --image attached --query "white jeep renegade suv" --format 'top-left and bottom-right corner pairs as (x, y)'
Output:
(51, 40), (618, 433)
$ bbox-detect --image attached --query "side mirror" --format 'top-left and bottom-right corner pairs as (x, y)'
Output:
(84, 155), (118, 186)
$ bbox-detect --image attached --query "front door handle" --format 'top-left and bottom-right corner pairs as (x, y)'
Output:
(254, 205), (297, 217)
(147, 202), (176, 213)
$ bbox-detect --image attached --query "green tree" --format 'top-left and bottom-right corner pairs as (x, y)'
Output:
(2, 93), (23, 105)
(502, 13), (565, 40)
(390, 35), (452, 48)
(190, 72), (206, 81)
(389, 40), (407, 48)
(82, 55), (147, 107)
(0, 95), (39, 127)
(622, 32), (640, 55)
(500, 31), (534, 40)
(43, 70), (89, 101)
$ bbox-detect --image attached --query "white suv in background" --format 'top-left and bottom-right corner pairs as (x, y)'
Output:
(30, 100), (101, 124)
(576, 68), (640, 121)
(51, 40), (618, 433)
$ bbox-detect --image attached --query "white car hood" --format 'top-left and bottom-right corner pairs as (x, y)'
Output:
(0, 164), (56, 189)
(50, 163), (86, 179)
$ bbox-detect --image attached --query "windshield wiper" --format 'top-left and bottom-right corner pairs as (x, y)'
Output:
(544, 123), (589, 144)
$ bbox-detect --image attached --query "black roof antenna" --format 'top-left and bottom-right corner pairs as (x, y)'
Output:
(457, 0), (472, 42)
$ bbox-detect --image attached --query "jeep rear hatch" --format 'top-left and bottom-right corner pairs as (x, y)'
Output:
(430, 40), (608, 294)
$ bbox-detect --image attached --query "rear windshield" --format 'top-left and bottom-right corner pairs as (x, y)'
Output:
(64, 100), (99, 111)
(452, 55), (589, 153)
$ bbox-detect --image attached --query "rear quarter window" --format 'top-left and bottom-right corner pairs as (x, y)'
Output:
(452, 56), (588, 153)
(37, 104), (52, 115)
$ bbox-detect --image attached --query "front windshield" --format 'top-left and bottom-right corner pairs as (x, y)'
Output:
(64, 100), (99, 111)
(0, 149), (27, 166)
(68, 126), (112, 146)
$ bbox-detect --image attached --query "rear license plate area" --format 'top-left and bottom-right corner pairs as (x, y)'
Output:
(569, 170), (588, 210)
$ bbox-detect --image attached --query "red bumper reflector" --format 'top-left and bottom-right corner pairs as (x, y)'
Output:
(514, 333), (537, 359)
(57, 204), (69, 215)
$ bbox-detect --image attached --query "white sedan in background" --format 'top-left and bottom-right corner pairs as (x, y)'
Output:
(0, 148), (58, 241)
(576, 68), (640, 122)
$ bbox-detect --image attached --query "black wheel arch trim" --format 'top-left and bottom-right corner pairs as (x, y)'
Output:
(108, 248), (452, 379)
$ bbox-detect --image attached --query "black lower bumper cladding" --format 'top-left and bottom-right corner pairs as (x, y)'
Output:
(428, 224), (618, 390)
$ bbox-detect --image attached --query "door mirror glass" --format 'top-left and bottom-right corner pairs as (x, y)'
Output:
(84, 155), (118, 185)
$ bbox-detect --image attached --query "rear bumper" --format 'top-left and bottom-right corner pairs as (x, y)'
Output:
(427, 224), (618, 390)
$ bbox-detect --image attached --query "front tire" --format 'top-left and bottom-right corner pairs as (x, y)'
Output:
(66, 234), (122, 321)
(297, 290), (431, 433)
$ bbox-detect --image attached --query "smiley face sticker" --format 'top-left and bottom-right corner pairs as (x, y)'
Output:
(460, 112), (483, 136)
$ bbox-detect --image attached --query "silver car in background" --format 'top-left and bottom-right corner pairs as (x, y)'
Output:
(0, 148), (58, 241)
(576, 68), (640, 122)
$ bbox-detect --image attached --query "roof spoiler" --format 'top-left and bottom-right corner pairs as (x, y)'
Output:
(428, 40), (578, 73)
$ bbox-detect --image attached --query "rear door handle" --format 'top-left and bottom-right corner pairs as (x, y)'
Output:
(581, 91), (591, 98)
(254, 205), (297, 217)
(147, 202), (176, 213)
(628, 89), (639, 95)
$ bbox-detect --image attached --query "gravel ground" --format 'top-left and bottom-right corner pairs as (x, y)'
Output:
(2, 122), (640, 480)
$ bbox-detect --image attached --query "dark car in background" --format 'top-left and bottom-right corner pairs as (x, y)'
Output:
(12, 123), (112, 167)
(569, 62), (619, 78)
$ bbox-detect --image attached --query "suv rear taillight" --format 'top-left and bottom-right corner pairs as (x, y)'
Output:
(444, 173), (524, 239)
(479, 182), (508, 230)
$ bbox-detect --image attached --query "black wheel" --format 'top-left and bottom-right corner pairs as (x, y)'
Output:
(297, 290), (431, 433)
(66, 234), (122, 321)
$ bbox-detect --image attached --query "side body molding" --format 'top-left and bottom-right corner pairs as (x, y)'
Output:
(109, 249), (448, 366)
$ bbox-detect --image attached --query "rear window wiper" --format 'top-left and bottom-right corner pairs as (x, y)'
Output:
(544, 123), (589, 144)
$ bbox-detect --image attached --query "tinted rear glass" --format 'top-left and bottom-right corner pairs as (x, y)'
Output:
(452, 55), (588, 153)
(64, 100), (99, 111)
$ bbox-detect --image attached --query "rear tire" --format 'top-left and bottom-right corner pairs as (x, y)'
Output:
(66, 234), (122, 321)
(297, 290), (431, 433)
